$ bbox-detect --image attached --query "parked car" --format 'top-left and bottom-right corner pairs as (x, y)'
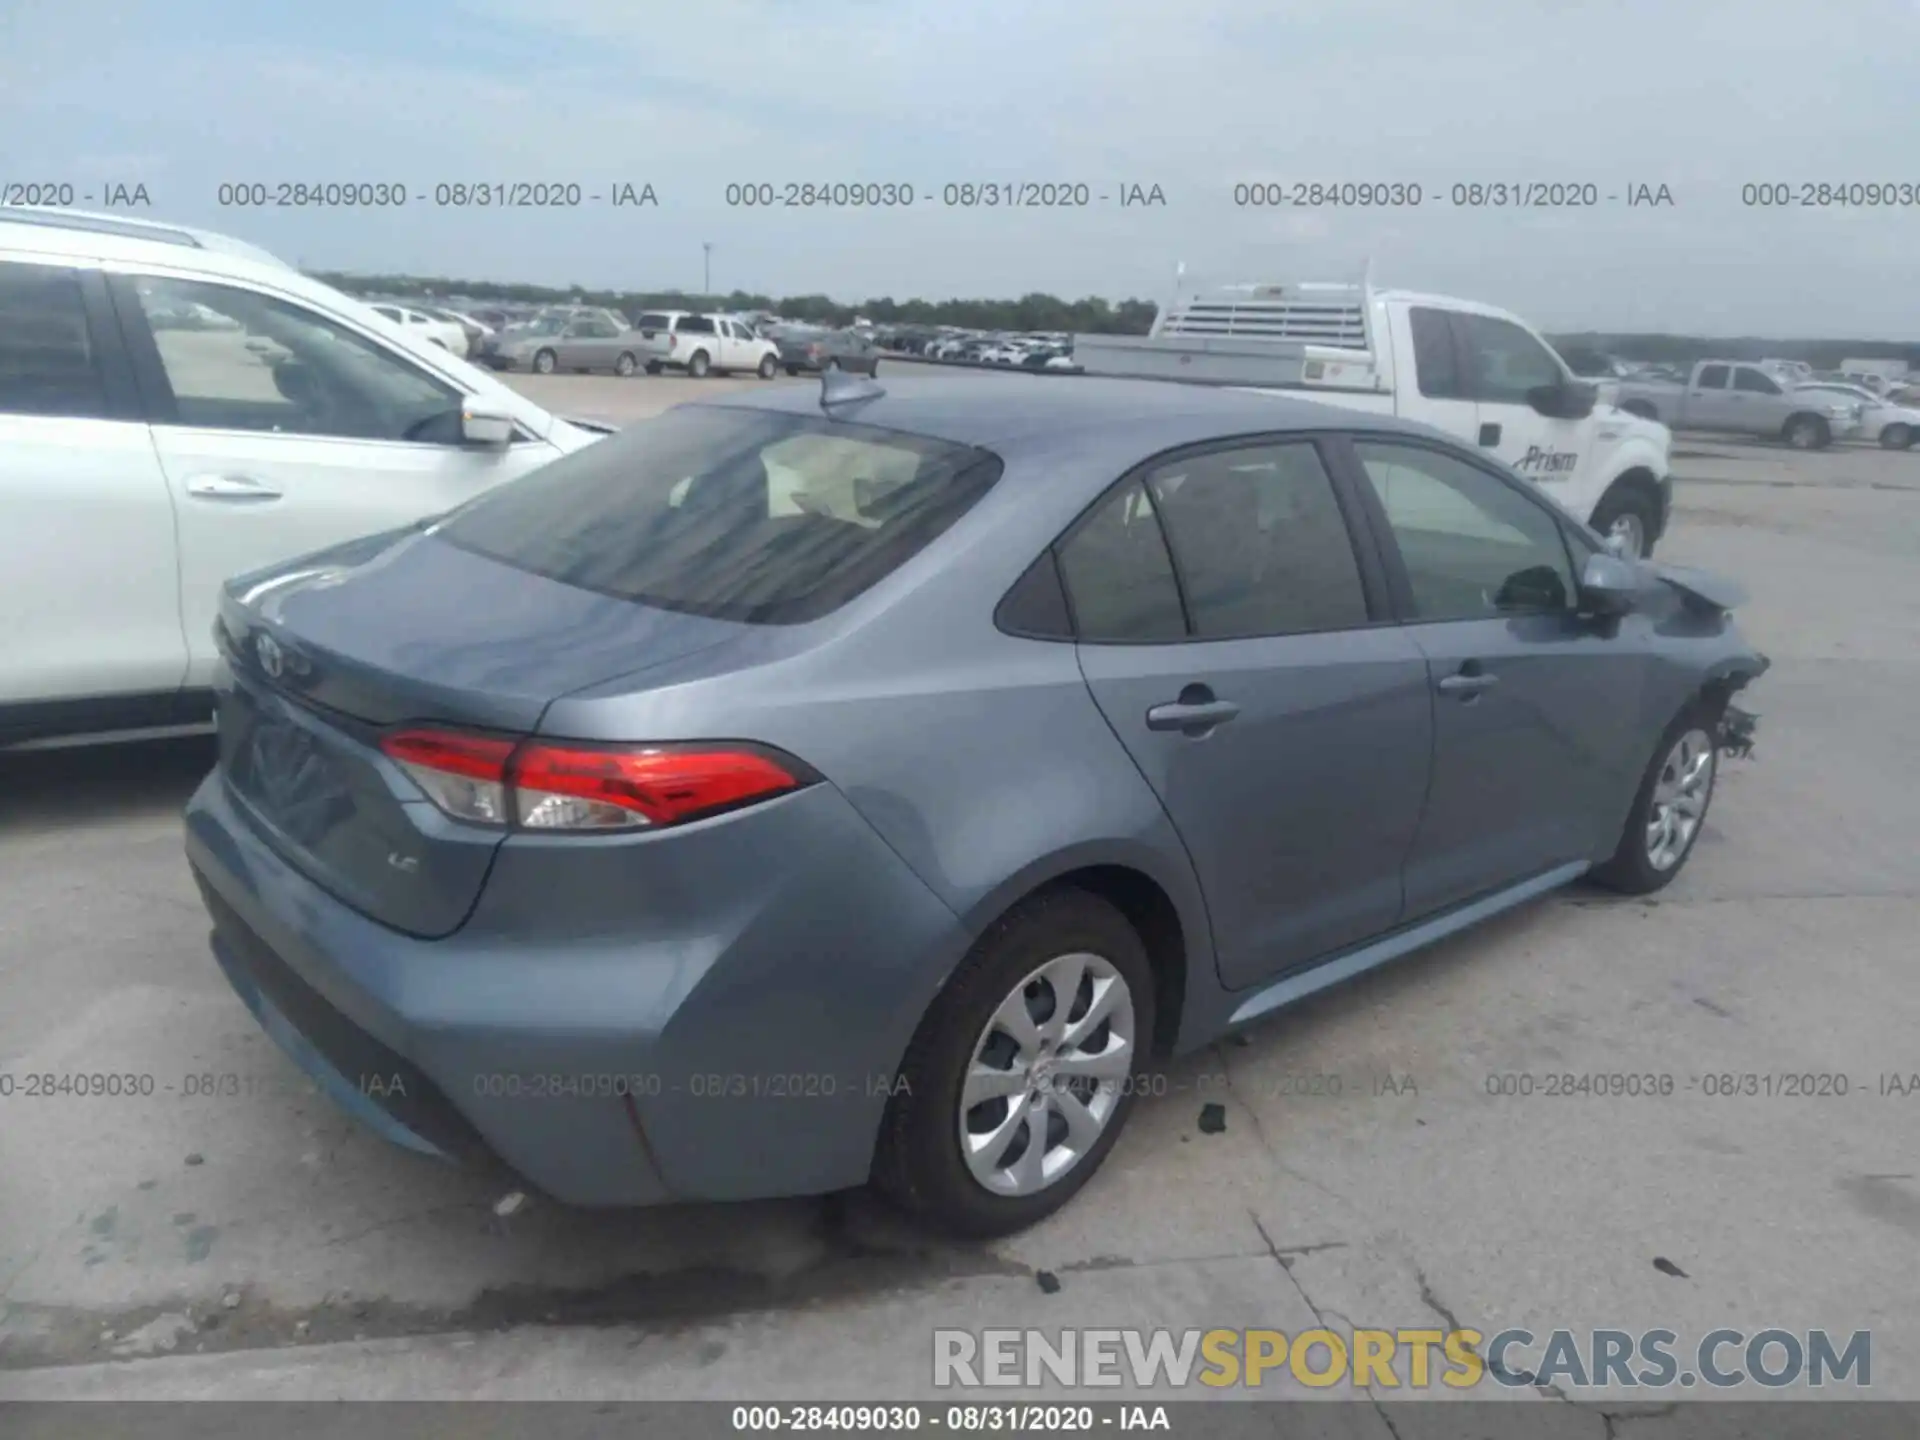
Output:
(487, 312), (667, 377)
(1075, 275), (1677, 559)
(1796, 381), (1920, 450)
(0, 206), (608, 748)
(1614, 361), (1861, 450)
(632, 311), (780, 378)
(367, 304), (470, 357)
(771, 324), (881, 376)
(185, 375), (1766, 1237)
(419, 305), (494, 353)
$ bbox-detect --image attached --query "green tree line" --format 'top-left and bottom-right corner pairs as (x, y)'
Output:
(309, 272), (1159, 334)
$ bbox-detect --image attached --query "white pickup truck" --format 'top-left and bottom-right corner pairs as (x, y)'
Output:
(1073, 276), (1675, 559)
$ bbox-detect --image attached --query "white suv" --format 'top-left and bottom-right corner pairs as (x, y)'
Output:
(0, 207), (609, 749)
(634, 310), (780, 379)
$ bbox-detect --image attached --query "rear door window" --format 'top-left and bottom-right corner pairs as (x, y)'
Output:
(1055, 480), (1187, 642)
(438, 406), (1002, 624)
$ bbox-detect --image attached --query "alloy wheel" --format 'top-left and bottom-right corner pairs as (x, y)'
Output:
(958, 952), (1135, 1197)
(1646, 728), (1714, 871)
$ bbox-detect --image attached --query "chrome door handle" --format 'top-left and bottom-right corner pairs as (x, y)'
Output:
(184, 474), (284, 501)
(1437, 671), (1498, 697)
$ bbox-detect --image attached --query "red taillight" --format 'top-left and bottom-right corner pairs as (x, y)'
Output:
(379, 729), (807, 832)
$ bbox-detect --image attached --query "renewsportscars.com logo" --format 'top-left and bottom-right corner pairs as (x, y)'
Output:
(933, 1327), (1871, 1392)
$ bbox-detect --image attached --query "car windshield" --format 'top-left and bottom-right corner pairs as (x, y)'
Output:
(437, 405), (1004, 624)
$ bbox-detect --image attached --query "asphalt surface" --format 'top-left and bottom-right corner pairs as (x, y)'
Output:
(3, 365), (1918, 1421)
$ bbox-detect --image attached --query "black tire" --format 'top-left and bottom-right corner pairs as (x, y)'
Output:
(614, 352), (638, 377)
(1589, 487), (1660, 560)
(757, 354), (777, 380)
(532, 349), (557, 375)
(872, 887), (1156, 1238)
(645, 360), (663, 375)
(869, 359), (880, 378)
(687, 349), (711, 378)
(1783, 414), (1829, 450)
(1589, 703), (1720, 896)
(1880, 423), (1912, 451)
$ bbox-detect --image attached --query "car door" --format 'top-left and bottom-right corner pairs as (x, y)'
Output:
(106, 268), (560, 691)
(1341, 436), (1651, 919)
(1727, 365), (1786, 435)
(1684, 364), (1734, 431)
(566, 316), (616, 369)
(1064, 437), (1434, 989)
(1450, 310), (1596, 500)
(0, 256), (187, 727)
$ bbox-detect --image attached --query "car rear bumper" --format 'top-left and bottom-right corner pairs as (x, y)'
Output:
(184, 770), (967, 1206)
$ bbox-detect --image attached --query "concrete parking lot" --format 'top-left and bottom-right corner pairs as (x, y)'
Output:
(3, 366), (1918, 1420)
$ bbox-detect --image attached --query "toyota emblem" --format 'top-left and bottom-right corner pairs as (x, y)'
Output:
(256, 632), (285, 679)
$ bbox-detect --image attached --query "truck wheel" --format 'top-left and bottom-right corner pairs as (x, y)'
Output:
(757, 354), (777, 380)
(1590, 489), (1658, 560)
(1589, 703), (1719, 896)
(1783, 414), (1830, 450)
(1880, 423), (1912, 451)
(1620, 400), (1659, 421)
(614, 352), (638, 377)
(688, 350), (711, 378)
(532, 349), (557, 375)
(645, 360), (663, 375)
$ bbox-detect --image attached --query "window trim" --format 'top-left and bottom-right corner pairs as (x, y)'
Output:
(0, 257), (144, 423)
(1329, 431), (1585, 626)
(102, 268), (484, 445)
(1039, 431), (1395, 647)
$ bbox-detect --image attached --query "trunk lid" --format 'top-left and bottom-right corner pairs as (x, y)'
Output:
(215, 529), (742, 936)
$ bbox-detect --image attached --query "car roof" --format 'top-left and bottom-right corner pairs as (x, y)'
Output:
(691, 373), (1444, 451)
(0, 207), (292, 269)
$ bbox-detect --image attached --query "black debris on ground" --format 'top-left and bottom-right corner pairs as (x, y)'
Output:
(1653, 1256), (1689, 1279)
(1036, 1270), (1061, 1295)
(1198, 1103), (1227, 1135)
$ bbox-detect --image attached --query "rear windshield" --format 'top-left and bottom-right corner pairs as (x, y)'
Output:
(438, 406), (1004, 624)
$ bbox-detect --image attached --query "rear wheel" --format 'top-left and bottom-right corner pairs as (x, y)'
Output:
(1880, 423), (1912, 451)
(1590, 707), (1719, 895)
(757, 354), (777, 379)
(532, 349), (557, 375)
(687, 349), (711, 378)
(645, 360), (663, 375)
(1783, 414), (1830, 450)
(873, 888), (1154, 1238)
(614, 352), (638, 377)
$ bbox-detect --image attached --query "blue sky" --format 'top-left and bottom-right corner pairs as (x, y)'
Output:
(4, 0), (1919, 335)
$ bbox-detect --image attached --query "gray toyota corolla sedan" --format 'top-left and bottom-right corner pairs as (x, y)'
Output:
(185, 372), (1768, 1237)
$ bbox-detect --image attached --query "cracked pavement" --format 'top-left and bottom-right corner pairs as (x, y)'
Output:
(3, 375), (1918, 1414)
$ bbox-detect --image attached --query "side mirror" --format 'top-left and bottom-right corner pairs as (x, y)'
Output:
(1577, 551), (1641, 615)
(460, 406), (514, 448)
(1527, 381), (1597, 419)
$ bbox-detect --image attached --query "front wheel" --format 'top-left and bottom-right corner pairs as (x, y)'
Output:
(1880, 423), (1912, 451)
(1589, 488), (1659, 560)
(757, 354), (777, 379)
(873, 888), (1155, 1238)
(1783, 414), (1830, 450)
(1589, 708), (1719, 895)
(614, 352), (638, 377)
(532, 349), (557, 375)
(687, 349), (711, 378)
